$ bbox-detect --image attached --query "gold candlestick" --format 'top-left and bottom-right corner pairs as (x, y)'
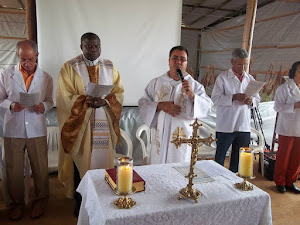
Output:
(171, 119), (215, 203)
(235, 147), (255, 191)
(114, 187), (136, 209)
(114, 157), (136, 209)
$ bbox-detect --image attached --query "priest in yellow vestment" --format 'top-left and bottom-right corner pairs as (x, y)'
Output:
(56, 33), (124, 216)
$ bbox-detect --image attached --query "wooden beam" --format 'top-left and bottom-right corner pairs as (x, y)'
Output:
(242, 0), (258, 73)
(185, 0), (208, 14)
(17, 0), (25, 10)
(181, 26), (202, 32)
(25, 0), (37, 42)
(188, 0), (232, 26)
(202, 0), (275, 31)
(195, 34), (202, 78)
(0, 36), (26, 40)
(199, 66), (287, 75)
(206, 9), (300, 34)
(183, 4), (237, 12)
(0, 10), (26, 14)
(201, 44), (300, 54)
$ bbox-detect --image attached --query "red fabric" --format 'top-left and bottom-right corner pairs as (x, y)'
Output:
(274, 135), (300, 186)
(231, 67), (243, 82)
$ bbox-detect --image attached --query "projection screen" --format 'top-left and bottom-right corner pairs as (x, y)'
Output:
(36, 0), (182, 106)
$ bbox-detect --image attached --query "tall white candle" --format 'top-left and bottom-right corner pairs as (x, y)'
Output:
(239, 149), (253, 178)
(117, 164), (133, 193)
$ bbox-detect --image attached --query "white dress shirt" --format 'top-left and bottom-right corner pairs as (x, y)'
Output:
(274, 79), (300, 137)
(211, 68), (260, 132)
(0, 64), (54, 138)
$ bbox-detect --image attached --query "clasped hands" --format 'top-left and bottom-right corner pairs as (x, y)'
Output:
(10, 102), (45, 113)
(86, 96), (107, 108)
(232, 93), (253, 105)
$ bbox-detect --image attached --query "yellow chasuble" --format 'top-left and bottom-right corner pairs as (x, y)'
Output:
(56, 55), (124, 198)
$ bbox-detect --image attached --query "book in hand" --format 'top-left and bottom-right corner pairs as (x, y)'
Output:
(104, 168), (145, 193)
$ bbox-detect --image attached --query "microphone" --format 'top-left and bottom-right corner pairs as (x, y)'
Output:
(176, 69), (189, 92)
(176, 69), (184, 82)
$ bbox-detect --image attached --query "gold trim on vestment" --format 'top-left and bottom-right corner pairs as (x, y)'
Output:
(61, 95), (88, 154)
(105, 93), (122, 143)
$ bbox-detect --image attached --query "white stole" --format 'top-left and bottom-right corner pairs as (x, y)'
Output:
(70, 56), (113, 169)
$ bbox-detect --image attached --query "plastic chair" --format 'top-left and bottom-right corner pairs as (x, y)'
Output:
(136, 124), (151, 165)
(47, 126), (60, 172)
(197, 121), (217, 160)
(250, 127), (265, 177)
(115, 128), (133, 160)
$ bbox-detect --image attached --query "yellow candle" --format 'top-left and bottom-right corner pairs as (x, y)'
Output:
(239, 151), (253, 177)
(117, 164), (133, 193)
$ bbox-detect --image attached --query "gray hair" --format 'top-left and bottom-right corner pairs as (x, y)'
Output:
(232, 48), (248, 61)
(16, 40), (38, 54)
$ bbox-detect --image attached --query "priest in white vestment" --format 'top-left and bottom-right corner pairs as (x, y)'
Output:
(138, 46), (213, 164)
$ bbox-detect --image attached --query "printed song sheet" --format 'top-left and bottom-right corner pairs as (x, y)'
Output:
(85, 82), (114, 98)
(19, 92), (40, 106)
(244, 80), (265, 96)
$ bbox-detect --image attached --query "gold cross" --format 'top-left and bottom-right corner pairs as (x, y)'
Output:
(171, 118), (216, 203)
(172, 127), (186, 140)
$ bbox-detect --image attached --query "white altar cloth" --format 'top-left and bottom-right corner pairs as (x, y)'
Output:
(77, 160), (272, 225)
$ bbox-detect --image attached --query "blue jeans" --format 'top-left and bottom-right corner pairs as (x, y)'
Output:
(215, 132), (250, 173)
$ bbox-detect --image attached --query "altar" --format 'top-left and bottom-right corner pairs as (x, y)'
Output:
(77, 160), (272, 225)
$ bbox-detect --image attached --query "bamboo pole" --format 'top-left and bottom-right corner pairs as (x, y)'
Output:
(242, 0), (257, 73)
(25, 0), (37, 42)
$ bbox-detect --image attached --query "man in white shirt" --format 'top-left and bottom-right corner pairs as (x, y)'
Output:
(211, 48), (260, 172)
(0, 40), (53, 220)
(139, 46), (213, 164)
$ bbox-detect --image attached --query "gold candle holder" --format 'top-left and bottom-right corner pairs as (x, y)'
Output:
(235, 147), (255, 191)
(114, 187), (136, 209)
(113, 157), (136, 209)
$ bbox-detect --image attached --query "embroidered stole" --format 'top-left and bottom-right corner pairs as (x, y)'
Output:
(87, 65), (112, 169)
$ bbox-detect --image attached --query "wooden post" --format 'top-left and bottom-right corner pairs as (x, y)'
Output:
(195, 34), (202, 80)
(242, 0), (258, 73)
(25, 0), (37, 42)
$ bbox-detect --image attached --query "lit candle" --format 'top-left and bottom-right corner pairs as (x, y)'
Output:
(117, 164), (133, 193)
(238, 148), (253, 178)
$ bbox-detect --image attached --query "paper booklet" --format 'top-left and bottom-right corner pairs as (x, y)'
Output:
(174, 166), (214, 184)
(244, 80), (265, 96)
(85, 82), (114, 98)
(19, 92), (40, 106)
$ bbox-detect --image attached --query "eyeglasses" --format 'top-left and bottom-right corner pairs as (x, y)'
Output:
(170, 56), (187, 62)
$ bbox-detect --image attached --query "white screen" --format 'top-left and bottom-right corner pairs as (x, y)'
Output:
(36, 0), (182, 106)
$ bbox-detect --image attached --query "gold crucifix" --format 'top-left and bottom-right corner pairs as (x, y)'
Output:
(171, 118), (215, 203)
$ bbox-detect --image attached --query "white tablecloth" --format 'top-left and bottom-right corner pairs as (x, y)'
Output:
(77, 160), (272, 225)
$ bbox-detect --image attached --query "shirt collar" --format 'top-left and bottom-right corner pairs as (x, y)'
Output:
(82, 54), (101, 66)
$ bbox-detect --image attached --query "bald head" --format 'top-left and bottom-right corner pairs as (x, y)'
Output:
(16, 40), (39, 75)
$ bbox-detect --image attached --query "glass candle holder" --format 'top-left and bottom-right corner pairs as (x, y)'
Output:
(238, 147), (254, 178)
(116, 157), (133, 194)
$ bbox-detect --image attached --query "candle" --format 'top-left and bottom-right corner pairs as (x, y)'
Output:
(117, 164), (133, 193)
(238, 148), (253, 178)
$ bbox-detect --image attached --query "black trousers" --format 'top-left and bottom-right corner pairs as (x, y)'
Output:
(73, 162), (82, 217)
